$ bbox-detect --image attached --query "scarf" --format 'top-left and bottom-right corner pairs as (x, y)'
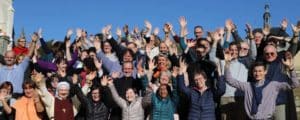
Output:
(250, 80), (269, 115)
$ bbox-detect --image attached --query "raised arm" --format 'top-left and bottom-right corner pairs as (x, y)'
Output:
(277, 57), (300, 90)
(224, 52), (248, 91)
(177, 58), (191, 97)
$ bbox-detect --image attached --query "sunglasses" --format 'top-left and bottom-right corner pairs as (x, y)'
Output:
(264, 52), (275, 56)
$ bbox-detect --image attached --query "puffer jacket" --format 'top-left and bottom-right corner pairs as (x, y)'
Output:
(108, 84), (144, 120)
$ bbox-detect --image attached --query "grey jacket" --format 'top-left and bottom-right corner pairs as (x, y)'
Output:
(108, 84), (144, 120)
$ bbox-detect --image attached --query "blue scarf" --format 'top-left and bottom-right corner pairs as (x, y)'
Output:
(250, 80), (270, 115)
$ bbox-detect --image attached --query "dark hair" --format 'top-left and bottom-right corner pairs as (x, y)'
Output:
(83, 57), (98, 71)
(87, 85), (102, 101)
(125, 87), (138, 94)
(122, 49), (135, 61)
(193, 69), (210, 87)
(88, 47), (97, 54)
(251, 62), (266, 72)
(194, 25), (204, 31)
(0, 81), (13, 94)
(101, 41), (115, 53)
(95, 33), (104, 41)
(157, 84), (172, 98)
(55, 57), (67, 65)
(229, 41), (241, 50)
(22, 81), (36, 89)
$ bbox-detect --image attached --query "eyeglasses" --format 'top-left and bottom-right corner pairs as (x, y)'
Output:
(264, 52), (275, 56)
(241, 48), (249, 50)
(18, 41), (26, 43)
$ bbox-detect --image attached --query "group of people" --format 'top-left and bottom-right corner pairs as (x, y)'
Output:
(0, 16), (299, 120)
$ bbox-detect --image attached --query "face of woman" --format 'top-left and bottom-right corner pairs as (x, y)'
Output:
(125, 88), (136, 102)
(123, 52), (133, 62)
(158, 56), (167, 68)
(0, 88), (8, 97)
(159, 73), (170, 85)
(24, 86), (34, 98)
(103, 42), (112, 54)
(58, 86), (69, 99)
(158, 85), (169, 99)
(51, 77), (59, 89)
(57, 61), (67, 71)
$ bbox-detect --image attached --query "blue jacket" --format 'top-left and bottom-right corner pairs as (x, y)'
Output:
(178, 75), (225, 120)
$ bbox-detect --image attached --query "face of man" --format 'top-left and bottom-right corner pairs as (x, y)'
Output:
(4, 51), (16, 66)
(18, 38), (26, 47)
(91, 89), (101, 102)
(194, 74), (206, 89)
(194, 27), (203, 39)
(264, 45), (277, 62)
(123, 62), (133, 77)
(253, 66), (267, 81)
(239, 42), (249, 57)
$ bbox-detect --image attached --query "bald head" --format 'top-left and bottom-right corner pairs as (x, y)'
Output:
(4, 51), (16, 66)
(264, 45), (277, 62)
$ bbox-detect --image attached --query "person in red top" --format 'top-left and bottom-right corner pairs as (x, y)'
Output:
(12, 37), (29, 55)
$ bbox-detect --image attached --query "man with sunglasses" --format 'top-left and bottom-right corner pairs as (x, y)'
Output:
(262, 44), (295, 120)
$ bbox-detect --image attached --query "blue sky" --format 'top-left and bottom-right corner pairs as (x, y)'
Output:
(13, 0), (300, 41)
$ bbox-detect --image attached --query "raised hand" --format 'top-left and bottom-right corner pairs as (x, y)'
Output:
(281, 18), (288, 30)
(31, 32), (39, 42)
(144, 20), (152, 31)
(186, 39), (196, 48)
(137, 58), (144, 75)
(179, 57), (187, 74)
(71, 74), (79, 85)
(153, 27), (160, 36)
(148, 59), (156, 71)
(225, 19), (233, 31)
(245, 23), (254, 39)
(163, 23), (171, 33)
(111, 71), (120, 79)
(37, 28), (43, 38)
(123, 24), (129, 35)
(105, 24), (112, 36)
(66, 39), (71, 48)
(179, 16), (187, 28)
(291, 24), (300, 34)
(66, 29), (73, 38)
(282, 58), (294, 70)
(76, 28), (82, 38)
(101, 75), (109, 86)
(134, 26), (140, 34)
(282, 52), (294, 70)
(32, 72), (45, 83)
(172, 66), (179, 77)
(116, 27), (122, 37)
